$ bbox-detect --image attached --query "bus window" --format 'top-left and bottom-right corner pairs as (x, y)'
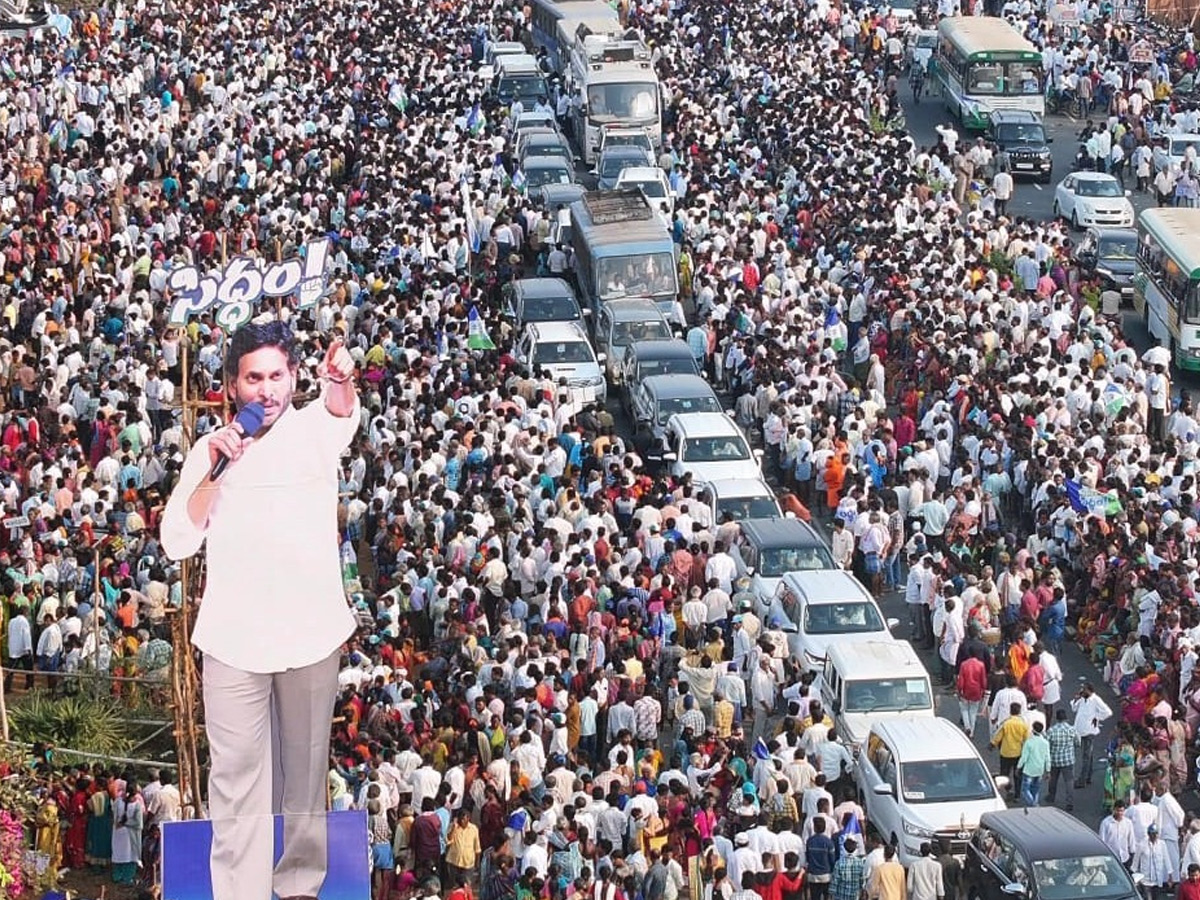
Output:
(1186, 283), (1200, 324)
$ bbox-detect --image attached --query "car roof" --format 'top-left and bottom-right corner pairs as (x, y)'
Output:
(631, 339), (693, 360)
(522, 130), (566, 145)
(703, 477), (774, 498)
(782, 570), (874, 605)
(825, 640), (924, 678)
(639, 374), (716, 400)
(603, 298), (668, 320)
(739, 517), (826, 548)
(541, 184), (587, 204)
(513, 277), (576, 299)
(616, 166), (665, 182)
(978, 808), (1118, 861)
(668, 411), (740, 437)
(526, 320), (589, 341)
(1088, 227), (1137, 240)
(523, 156), (572, 171)
(870, 717), (978, 760)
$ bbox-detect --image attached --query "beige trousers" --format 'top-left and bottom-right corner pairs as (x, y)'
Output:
(202, 650), (339, 900)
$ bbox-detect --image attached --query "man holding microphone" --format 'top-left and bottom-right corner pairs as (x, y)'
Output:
(162, 319), (359, 900)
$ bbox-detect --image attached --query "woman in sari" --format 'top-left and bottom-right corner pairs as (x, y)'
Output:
(85, 775), (112, 870)
(64, 775), (90, 870)
(1104, 727), (1137, 811)
(111, 781), (144, 884)
(34, 794), (62, 879)
(1169, 709), (1192, 793)
(1122, 666), (1152, 726)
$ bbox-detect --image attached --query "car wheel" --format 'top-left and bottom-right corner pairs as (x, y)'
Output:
(1071, 211), (1081, 231)
(1052, 200), (1060, 220)
(891, 833), (901, 853)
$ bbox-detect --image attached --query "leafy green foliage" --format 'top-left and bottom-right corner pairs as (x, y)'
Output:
(9, 692), (134, 757)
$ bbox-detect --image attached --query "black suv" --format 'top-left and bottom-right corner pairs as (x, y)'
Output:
(988, 110), (1053, 183)
(965, 808), (1142, 900)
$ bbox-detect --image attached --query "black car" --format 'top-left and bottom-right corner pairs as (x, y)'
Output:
(966, 808), (1141, 900)
(988, 110), (1053, 183)
(1073, 227), (1138, 306)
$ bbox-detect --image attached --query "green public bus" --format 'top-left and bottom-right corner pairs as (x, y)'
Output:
(932, 17), (1045, 130)
(1134, 208), (1200, 372)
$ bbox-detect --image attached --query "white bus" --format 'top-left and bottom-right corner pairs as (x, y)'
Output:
(527, 0), (620, 73)
(932, 17), (1045, 130)
(1135, 208), (1200, 372)
(566, 27), (661, 163)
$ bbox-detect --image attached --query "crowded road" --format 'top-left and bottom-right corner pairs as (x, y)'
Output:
(901, 79), (1163, 225)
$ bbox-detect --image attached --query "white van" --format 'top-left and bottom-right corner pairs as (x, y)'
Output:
(818, 641), (934, 753)
(760, 570), (897, 670)
(856, 718), (1009, 866)
(514, 321), (607, 404)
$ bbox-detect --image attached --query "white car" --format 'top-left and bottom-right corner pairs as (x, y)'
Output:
(1053, 172), (1134, 230)
(761, 570), (897, 671)
(614, 165), (674, 217)
(906, 29), (937, 72)
(856, 718), (1009, 865)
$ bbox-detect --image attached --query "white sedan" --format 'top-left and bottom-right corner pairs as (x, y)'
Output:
(1053, 171), (1135, 230)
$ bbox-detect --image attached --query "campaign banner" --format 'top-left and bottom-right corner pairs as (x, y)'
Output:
(166, 238), (332, 330)
(161, 810), (370, 900)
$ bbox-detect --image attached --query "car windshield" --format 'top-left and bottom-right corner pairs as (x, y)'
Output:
(524, 295), (580, 322)
(759, 546), (835, 576)
(639, 357), (697, 378)
(1031, 856), (1135, 900)
(683, 435), (750, 463)
(605, 133), (654, 153)
(1169, 136), (1200, 158)
(1076, 178), (1122, 197)
(498, 75), (548, 103)
(533, 340), (594, 365)
(899, 758), (996, 803)
(600, 154), (643, 177)
(716, 495), (780, 521)
(656, 394), (722, 424)
(1098, 236), (1137, 259)
(613, 319), (671, 344)
(587, 82), (659, 122)
(916, 33), (938, 47)
(843, 677), (932, 713)
(803, 601), (884, 635)
(524, 166), (571, 188)
(995, 123), (1045, 145)
(597, 253), (678, 300)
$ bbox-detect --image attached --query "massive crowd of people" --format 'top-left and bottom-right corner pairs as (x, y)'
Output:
(4, 0), (1200, 896)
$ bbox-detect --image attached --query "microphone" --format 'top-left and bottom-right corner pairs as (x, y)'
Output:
(210, 402), (266, 481)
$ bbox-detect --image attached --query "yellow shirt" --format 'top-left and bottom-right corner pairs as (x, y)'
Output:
(991, 716), (1030, 758)
(446, 821), (481, 869)
(713, 699), (734, 738)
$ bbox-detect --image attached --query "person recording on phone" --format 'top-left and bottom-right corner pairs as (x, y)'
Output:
(161, 319), (359, 900)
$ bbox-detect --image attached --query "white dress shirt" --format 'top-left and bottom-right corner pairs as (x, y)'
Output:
(161, 393), (360, 673)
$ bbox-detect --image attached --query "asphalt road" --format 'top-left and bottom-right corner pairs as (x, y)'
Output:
(899, 76), (1162, 226)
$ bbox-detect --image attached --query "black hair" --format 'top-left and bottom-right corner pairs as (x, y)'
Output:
(224, 320), (300, 379)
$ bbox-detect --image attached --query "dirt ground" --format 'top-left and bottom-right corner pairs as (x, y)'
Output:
(51, 868), (146, 900)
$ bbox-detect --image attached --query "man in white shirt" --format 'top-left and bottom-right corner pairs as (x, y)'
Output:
(831, 519), (854, 569)
(162, 322), (360, 900)
(5, 608), (33, 691)
(1070, 682), (1112, 787)
(1100, 801), (1137, 866)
